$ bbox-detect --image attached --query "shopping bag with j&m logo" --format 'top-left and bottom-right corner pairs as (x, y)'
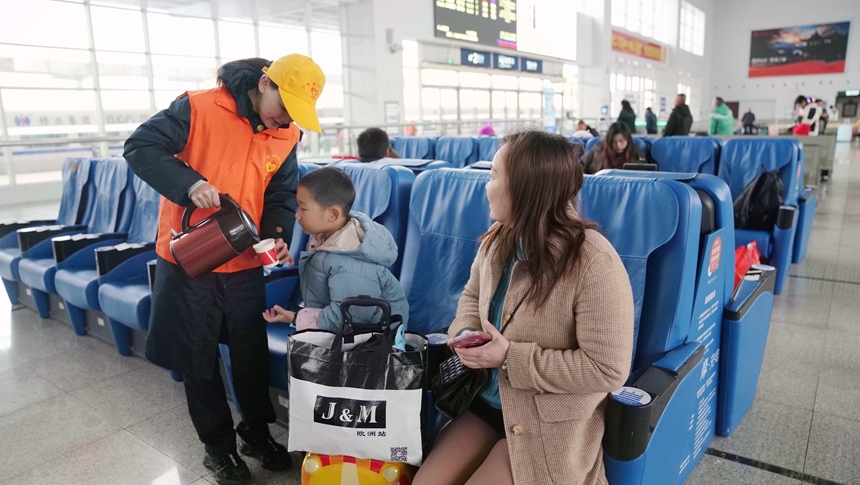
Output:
(287, 296), (428, 466)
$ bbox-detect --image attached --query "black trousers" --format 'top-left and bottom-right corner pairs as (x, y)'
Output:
(183, 316), (276, 457)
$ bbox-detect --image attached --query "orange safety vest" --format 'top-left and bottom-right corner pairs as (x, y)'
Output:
(155, 85), (301, 273)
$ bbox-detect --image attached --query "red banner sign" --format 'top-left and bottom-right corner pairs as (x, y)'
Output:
(612, 30), (666, 62)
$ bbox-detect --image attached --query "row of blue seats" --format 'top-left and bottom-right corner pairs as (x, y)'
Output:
(390, 135), (499, 167)
(649, 137), (816, 295)
(1, 155), (776, 485)
(0, 159), (168, 378)
(471, 135), (812, 296)
(388, 134), (652, 169)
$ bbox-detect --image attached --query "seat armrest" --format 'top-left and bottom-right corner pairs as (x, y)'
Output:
(53, 233), (128, 263)
(775, 205), (796, 230)
(603, 343), (705, 461)
(95, 242), (157, 276)
(264, 264), (299, 283)
(18, 224), (87, 251)
(98, 250), (157, 284)
(725, 265), (776, 320)
(799, 186), (816, 202)
(0, 220), (56, 239)
(147, 259), (157, 292)
(55, 238), (128, 269)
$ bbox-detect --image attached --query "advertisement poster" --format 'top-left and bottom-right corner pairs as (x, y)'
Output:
(749, 22), (850, 77)
(611, 30), (667, 62)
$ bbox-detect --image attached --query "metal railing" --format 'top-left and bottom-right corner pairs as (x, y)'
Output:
(0, 116), (828, 188)
(0, 119), (543, 187)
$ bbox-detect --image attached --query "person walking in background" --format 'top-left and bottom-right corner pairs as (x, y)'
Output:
(663, 94), (693, 136)
(618, 100), (637, 133)
(742, 109), (756, 135)
(708, 97), (734, 135)
(816, 100), (828, 135)
(644, 107), (658, 134)
(793, 95), (822, 136)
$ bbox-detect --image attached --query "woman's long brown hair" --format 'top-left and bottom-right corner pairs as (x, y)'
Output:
(482, 130), (596, 307)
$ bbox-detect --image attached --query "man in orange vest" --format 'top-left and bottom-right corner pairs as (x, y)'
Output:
(125, 54), (325, 485)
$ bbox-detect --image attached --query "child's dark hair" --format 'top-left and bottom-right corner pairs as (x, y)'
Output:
(357, 128), (391, 162)
(299, 167), (355, 215)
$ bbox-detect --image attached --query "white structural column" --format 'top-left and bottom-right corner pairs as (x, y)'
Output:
(340, 0), (406, 126)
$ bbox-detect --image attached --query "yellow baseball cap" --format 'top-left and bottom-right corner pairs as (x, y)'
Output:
(263, 54), (326, 133)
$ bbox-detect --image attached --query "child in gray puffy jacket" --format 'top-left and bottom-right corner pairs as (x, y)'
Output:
(262, 167), (409, 340)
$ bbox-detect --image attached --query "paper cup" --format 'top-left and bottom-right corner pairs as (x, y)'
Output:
(253, 238), (279, 268)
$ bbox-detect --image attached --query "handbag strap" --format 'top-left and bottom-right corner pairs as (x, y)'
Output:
(499, 290), (528, 334)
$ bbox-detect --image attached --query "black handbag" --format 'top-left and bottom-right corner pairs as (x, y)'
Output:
(431, 289), (529, 421)
(431, 354), (488, 420)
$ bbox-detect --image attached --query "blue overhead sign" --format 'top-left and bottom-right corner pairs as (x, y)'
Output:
(520, 57), (543, 73)
(461, 48), (491, 68)
(493, 53), (519, 70)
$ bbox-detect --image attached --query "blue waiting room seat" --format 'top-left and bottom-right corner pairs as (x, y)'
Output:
(599, 170), (777, 439)
(54, 173), (161, 336)
(434, 136), (478, 168)
(650, 137), (720, 174)
(17, 158), (135, 319)
(392, 136), (436, 160)
(398, 168), (493, 334)
(579, 175), (710, 485)
(0, 157), (96, 305)
(477, 136), (500, 162)
(718, 138), (800, 294)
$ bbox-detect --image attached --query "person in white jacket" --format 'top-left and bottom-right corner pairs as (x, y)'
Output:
(795, 95), (822, 135)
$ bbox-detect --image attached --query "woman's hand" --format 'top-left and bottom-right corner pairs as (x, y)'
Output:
(273, 238), (294, 266)
(455, 320), (509, 369)
(189, 182), (221, 209)
(262, 305), (295, 323)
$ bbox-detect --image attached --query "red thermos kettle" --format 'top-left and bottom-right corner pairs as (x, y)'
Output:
(169, 194), (260, 279)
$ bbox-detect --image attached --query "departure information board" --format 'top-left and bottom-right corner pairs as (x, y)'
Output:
(434, 0), (517, 49)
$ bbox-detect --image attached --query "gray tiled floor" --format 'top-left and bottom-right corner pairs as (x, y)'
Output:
(1, 143), (858, 485)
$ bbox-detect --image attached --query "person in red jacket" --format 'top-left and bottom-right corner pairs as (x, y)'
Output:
(124, 54), (325, 485)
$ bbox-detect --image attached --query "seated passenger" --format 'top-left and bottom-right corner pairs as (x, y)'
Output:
(413, 130), (634, 485)
(262, 167), (408, 343)
(572, 120), (599, 138)
(356, 127), (396, 162)
(581, 121), (644, 174)
(479, 124), (496, 136)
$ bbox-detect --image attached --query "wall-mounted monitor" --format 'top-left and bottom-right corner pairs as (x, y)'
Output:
(434, 0), (517, 49)
(434, 0), (576, 61)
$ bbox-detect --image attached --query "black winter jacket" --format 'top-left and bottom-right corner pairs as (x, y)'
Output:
(664, 104), (694, 136)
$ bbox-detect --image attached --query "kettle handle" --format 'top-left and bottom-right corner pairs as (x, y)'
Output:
(181, 193), (240, 232)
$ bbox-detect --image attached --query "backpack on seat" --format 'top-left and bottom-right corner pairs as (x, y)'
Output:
(732, 168), (784, 230)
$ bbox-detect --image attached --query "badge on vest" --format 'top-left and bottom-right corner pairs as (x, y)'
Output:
(265, 154), (280, 174)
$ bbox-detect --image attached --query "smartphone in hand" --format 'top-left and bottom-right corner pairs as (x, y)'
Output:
(447, 331), (492, 348)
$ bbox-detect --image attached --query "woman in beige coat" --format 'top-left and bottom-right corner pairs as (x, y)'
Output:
(414, 130), (634, 485)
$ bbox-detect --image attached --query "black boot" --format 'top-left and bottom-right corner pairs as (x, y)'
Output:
(238, 435), (293, 471)
(203, 451), (252, 485)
